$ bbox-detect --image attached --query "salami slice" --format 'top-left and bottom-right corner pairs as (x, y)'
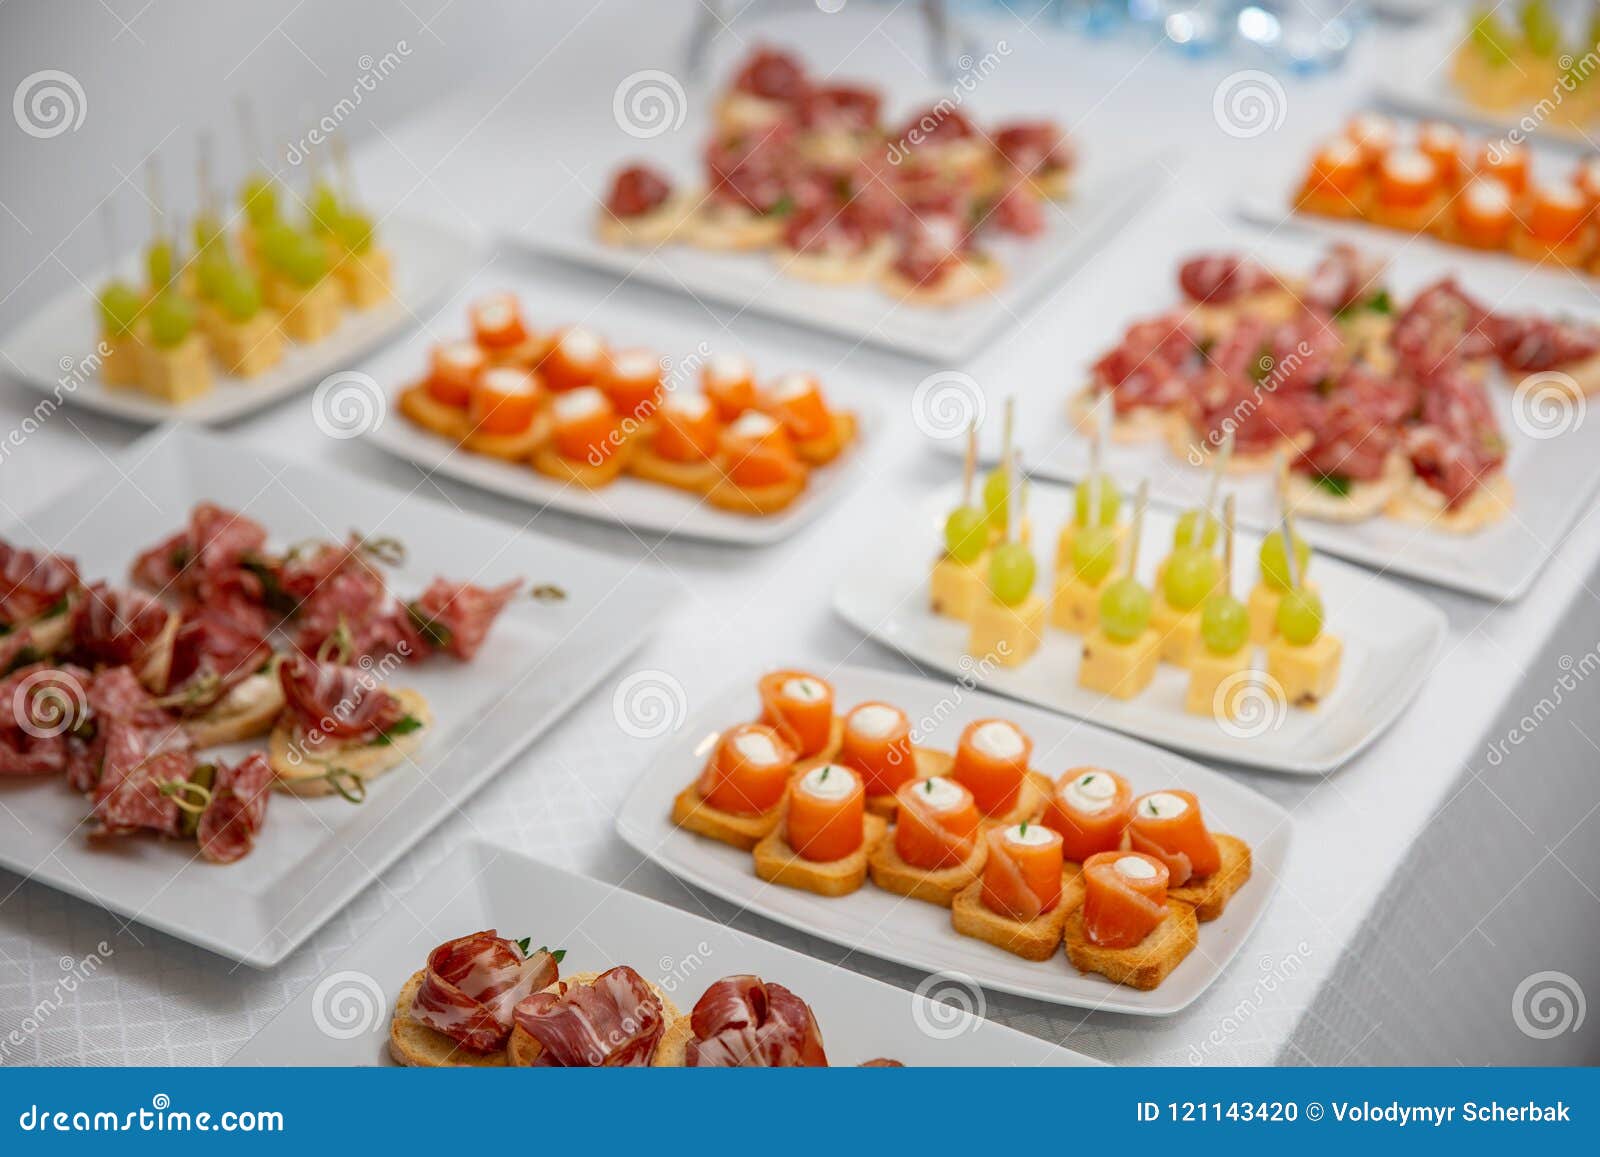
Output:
(0, 542), (80, 628)
(196, 753), (273, 864)
(276, 654), (406, 743)
(407, 579), (520, 661)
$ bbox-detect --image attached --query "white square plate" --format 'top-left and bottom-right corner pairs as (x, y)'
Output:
(512, 154), (1170, 364)
(833, 482), (1445, 775)
(0, 427), (670, 967)
(229, 841), (1098, 1066)
(0, 216), (480, 426)
(360, 268), (875, 545)
(937, 226), (1600, 601)
(615, 664), (1290, 1015)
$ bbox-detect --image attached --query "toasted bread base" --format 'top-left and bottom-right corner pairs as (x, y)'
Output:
(1062, 903), (1199, 991)
(688, 207), (786, 251)
(866, 747), (954, 818)
(532, 444), (634, 488)
(1385, 470), (1512, 534)
(628, 446), (722, 493)
(950, 872), (1075, 961)
(775, 237), (895, 285)
(1167, 833), (1253, 922)
(1282, 452), (1409, 523)
(868, 828), (988, 907)
(388, 970), (508, 1067)
(268, 687), (432, 796)
(703, 472), (806, 515)
(596, 196), (694, 247)
(505, 971), (691, 1067)
(463, 418), (549, 462)
(881, 255), (1002, 306)
(977, 770), (1052, 828)
(183, 670), (285, 748)
(399, 384), (470, 441)
(793, 410), (858, 467)
(671, 783), (783, 851)
(752, 813), (889, 898)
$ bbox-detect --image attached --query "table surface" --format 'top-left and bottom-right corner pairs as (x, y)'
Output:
(3, 8), (1598, 1067)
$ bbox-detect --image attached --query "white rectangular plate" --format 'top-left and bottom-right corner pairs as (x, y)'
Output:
(834, 482), (1445, 775)
(0, 216), (480, 426)
(512, 154), (1170, 364)
(938, 226), (1600, 601)
(616, 664), (1290, 1015)
(230, 841), (1098, 1065)
(360, 267), (874, 545)
(0, 427), (670, 967)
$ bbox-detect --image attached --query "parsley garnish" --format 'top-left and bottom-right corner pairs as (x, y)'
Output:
(369, 714), (424, 746)
(1313, 473), (1351, 497)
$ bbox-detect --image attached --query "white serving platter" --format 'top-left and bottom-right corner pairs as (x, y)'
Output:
(0, 216), (479, 426)
(511, 153), (1171, 364)
(833, 482), (1445, 775)
(360, 267), (875, 545)
(615, 664), (1290, 1016)
(230, 841), (1099, 1066)
(937, 225), (1600, 601)
(0, 427), (670, 968)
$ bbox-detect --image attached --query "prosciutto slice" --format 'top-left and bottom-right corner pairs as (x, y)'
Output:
(130, 503), (268, 606)
(1301, 243), (1388, 314)
(291, 560), (417, 664)
(800, 84), (880, 133)
(407, 579), (520, 661)
(1092, 312), (1203, 414)
(196, 753), (274, 864)
(1178, 254), (1279, 304)
(70, 584), (174, 674)
(165, 609), (273, 712)
(1406, 368), (1507, 507)
(84, 667), (190, 799)
(687, 975), (828, 1067)
(730, 47), (808, 104)
(604, 165), (673, 219)
(0, 663), (91, 777)
(993, 120), (1070, 176)
(512, 965), (665, 1067)
(0, 542), (80, 628)
(277, 655), (406, 744)
(1492, 314), (1600, 374)
(1391, 278), (1498, 380)
(412, 931), (560, 1054)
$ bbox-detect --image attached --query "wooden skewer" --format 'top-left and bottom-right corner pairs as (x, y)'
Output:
(1223, 493), (1236, 597)
(146, 157), (165, 245)
(1202, 429), (1234, 536)
(961, 418), (977, 507)
(999, 396), (1016, 537)
(197, 131), (215, 220)
(1126, 479), (1149, 577)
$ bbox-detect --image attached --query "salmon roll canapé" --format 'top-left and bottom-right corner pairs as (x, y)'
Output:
(671, 723), (798, 850)
(753, 763), (887, 897)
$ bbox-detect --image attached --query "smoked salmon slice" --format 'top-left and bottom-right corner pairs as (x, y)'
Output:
(763, 374), (834, 442)
(785, 764), (865, 862)
(1125, 790), (1220, 886)
(426, 341), (486, 408)
(758, 670), (836, 758)
(894, 777), (980, 870)
(980, 822), (1062, 921)
(836, 701), (915, 798)
(1081, 851), (1169, 949)
(949, 718), (1032, 817)
(1042, 767), (1133, 863)
(652, 395), (721, 462)
(697, 723), (796, 815)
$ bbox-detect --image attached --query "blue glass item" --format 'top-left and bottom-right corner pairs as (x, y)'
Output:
(1238, 1), (1361, 74)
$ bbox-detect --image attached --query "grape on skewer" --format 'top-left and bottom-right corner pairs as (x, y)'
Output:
(931, 418), (990, 621)
(968, 449), (1045, 669)
(1186, 496), (1256, 719)
(1078, 480), (1161, 700)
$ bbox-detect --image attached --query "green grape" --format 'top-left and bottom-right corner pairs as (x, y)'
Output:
(1072, 475), (1120, 528)
(282, 232), (328, 286)
(216, 265), (262, 322)
(97, 281), (142, 337)
(944, 505), (987, 563)
(146, 239), (175, 292)
(307, 181), (342, 232)
(1098, 577), (1151, 643)
(1173, 509), (1219, 550)
(987, 542), (1035, 607)
(241, 174), (279, 227)
(1520, 0), (1560, 57)
(195, 248), (234, 301)
(258, 221), (298, 271)
(192, 213), (224, 254)
(1276, 586), (1324, 646)
(1070, 525), (1117, 585)
(1200, 594), (1250, 656)
(1162, 546), (1220, 612)
(334, 209), (375, 255)
(147, 293), (195, 348)
(981, 467), (1009, 532)
(1259, 531), (1311, 592)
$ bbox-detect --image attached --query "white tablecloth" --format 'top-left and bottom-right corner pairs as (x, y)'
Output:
(2, 5), (1597, 1067)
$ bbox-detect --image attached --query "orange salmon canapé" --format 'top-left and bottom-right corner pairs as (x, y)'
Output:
(980, 822), (1063, 921)
(785, 763), (866, 862)
(1081, 850), (1169, 949)
(758, 670), (836, 758)
(1042, 767), (1134, 863)
(894, 777), (981, 870)
(1125, 790), (1220, 886)
(837, 701), (915, 797)
(696, 723), (796, 815)
(949, 718), (1032, 817)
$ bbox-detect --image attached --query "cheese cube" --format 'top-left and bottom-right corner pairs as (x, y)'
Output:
(336, 246), (392, 309)
(267, 276), (342, 342)
(1078, 627), (1160, 699)
(136, 334), (213, 404)
(98, 332), (141, 387)
(969, 594), (1046, 668)
(1267, 632), (1343, 708)
(1049, 571), (1107, 635)
(1151, 593), (1204, 667)
(1248, 580), (1319, 645)
(1185, 646), (1255, 717)
(207, 310), (285, 378)
(930, 554), (986, 621)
